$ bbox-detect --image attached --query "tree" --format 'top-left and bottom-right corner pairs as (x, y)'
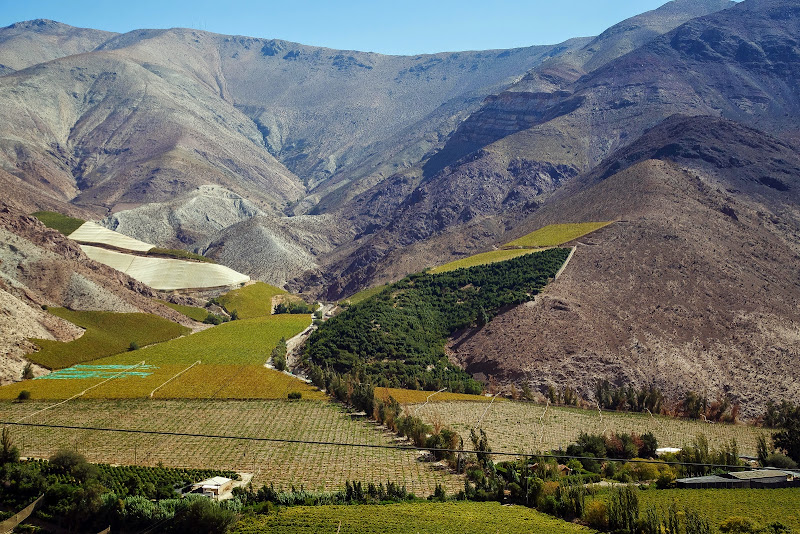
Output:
(22, 362), (34, 380)
(773, 404), (800, 464)
(0, 427), (19, 464)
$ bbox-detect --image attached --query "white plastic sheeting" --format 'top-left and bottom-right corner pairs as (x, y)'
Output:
(81, 246), (250, 290)
(69, 222), (154, 252)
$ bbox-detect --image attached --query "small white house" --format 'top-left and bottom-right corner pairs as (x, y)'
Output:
(191, 476), (234, 499)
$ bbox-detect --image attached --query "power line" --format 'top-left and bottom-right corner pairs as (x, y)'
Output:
(1, 420), (758, 471)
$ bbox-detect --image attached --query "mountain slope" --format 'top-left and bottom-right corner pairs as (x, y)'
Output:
(0, 19), (116, 73)
(0, 49), (304, 214)
(315, 0), (800, 298)
(448, 115), (800, 416)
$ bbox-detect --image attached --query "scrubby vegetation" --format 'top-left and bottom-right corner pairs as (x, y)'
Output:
(595, 380), (664, 414)
(31, 211), (86, 236)
(306, 248), (569, 393)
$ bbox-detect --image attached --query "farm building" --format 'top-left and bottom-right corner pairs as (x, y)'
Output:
(677, 469), (799, 489)
(191, 476), (235, 499)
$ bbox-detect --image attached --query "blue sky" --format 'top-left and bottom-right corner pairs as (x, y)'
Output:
(1, 0), (678, 55)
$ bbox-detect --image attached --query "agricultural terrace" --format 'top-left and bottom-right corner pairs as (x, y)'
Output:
(0, 399), (461, 495)
(429, 248), (542, 274)
(2, 314), (315, 400)
(411, 401), (770, 456)
(503, 222), (612, 248)
(31, 211), (85, 236)
(231, 501), (597, 534)
(217, 281), (287, 318)
(634, 488), (800, 531)
(156, 299), (209, 322)
(27, 308), (190, 369)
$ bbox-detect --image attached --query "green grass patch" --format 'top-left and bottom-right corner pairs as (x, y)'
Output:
(342, 285), (389, 306)
(156, 300), (208, 322)
(631, 488), (800, 531)
(503, 222), (612, 248)
(31, 211), (85, 236)
(429, 248), (542, 274)
(217, 282), (287, 319)
(147, 247), (215, 263)
(231, 501), (597, 533)
(27, 308), (190, 369)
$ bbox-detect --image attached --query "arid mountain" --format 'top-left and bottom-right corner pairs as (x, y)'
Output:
(0, 198), (192, 383)
(0, 19), (116, 73)
(314, 0), (799, 297)
(448, 115), (800, 416)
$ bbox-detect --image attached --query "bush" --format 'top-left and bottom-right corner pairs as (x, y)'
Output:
(17, 390), (31, 401)
(287, 392), (302, 400)
(719, 516), (757, 533)
(128, 341), (139, 351)
(22, 362), (34, 380)
(608, 486), (639, 533)
(585, 500), (608, 529)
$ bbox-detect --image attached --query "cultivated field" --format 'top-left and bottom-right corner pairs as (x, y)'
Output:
(2, 314), (312, 400)
(81, 245), (249, 291)
(375, 387), (496, 405)
(217, 282), (286, 318)
(27, 308), (190, 369)
(156, 300), (209, 322)
(32, 211), (85, 236)
(0, 399), (461, 495)
(635, 488), (800, 531)
(231, 501), (597, 533)
(343, 285), (388, 306)
(69, 221), (154, 252)
(411, 401), (770, 456)
(503, 222), (612, 248)
(428, 248), (543, 274)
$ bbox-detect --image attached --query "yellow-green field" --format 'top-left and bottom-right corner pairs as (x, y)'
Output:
(27, 308), (190, 369)
(429, 248), (543, 274)
(217, 282), (287, 318)
(3, 314), (312, 400)
(503, 222), (612, 248)
(342, 285), (388, 306)
(412, 401), (770, 456)
(0, 399), (460, 495)
(634, 488), (800, 531)
(31, 211), (85, 235)
(375, 387), (498, 405)
(231, 501), (597, 534)
(156, 300), (209, 321)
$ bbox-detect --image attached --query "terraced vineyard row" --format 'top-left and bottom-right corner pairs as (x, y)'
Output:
(412, 401), (770, 456)
(0, 399), (461, 495)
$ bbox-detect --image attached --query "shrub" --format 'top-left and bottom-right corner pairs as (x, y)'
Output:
(17, 390), (31, 401)
(719, 516), (757, 533)
(608, 485), (639, 533)
(22, 362), (34, 380)
(287, 392), (302, 400)
(128, 341), (139, 351)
